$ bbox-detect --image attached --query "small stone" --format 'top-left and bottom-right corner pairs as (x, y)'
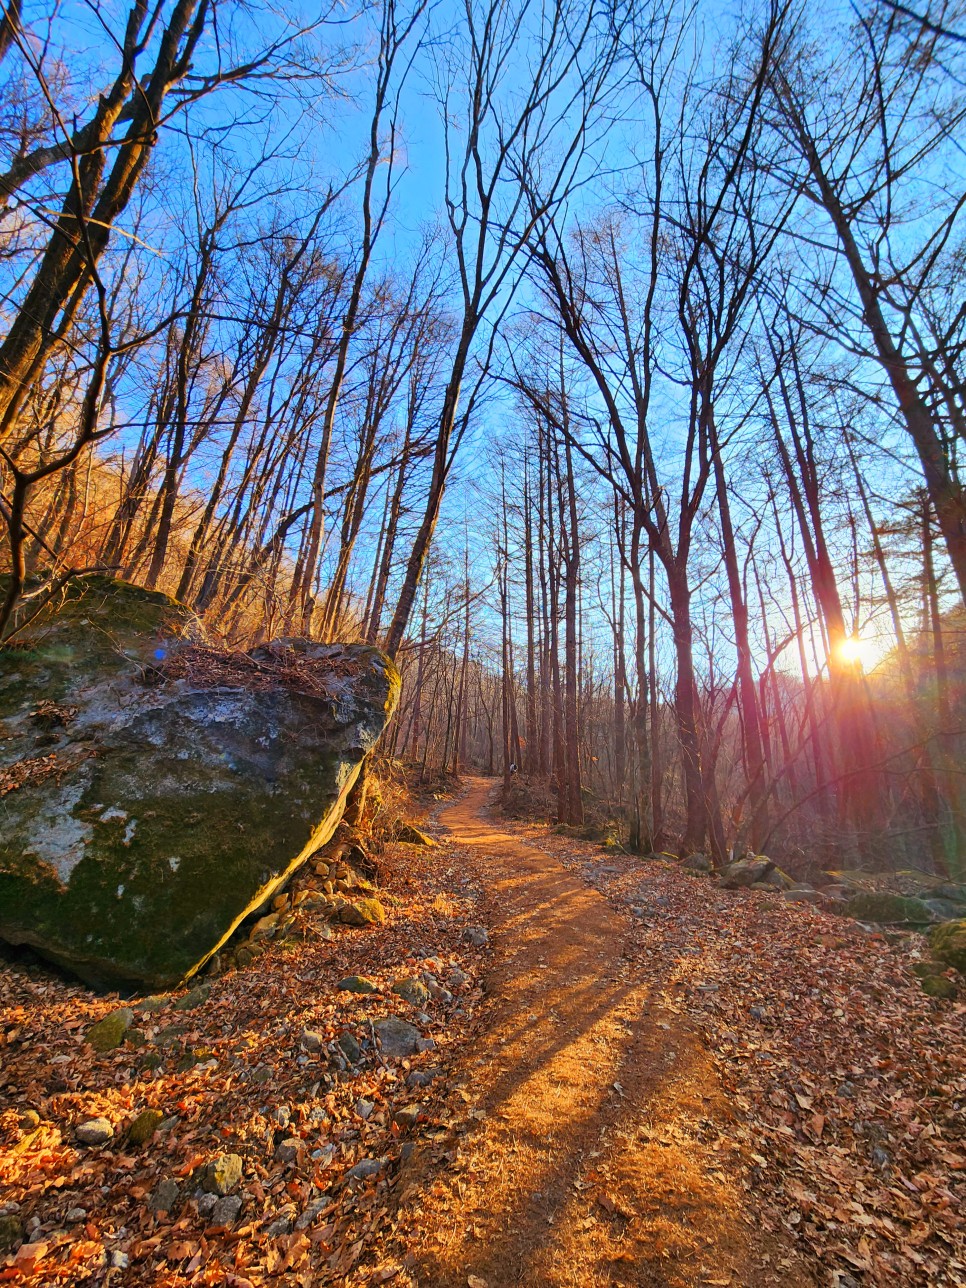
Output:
(201, 1153), (243, 1196)
(155, 1023), (189, 1048)
(0, 1215), (22, 1254)
(720, 856), (774, 889)
(109, 1251), (130, 1271)
(355, 1099), (375, 1120)
(148, 1179), (180, 1214)
(296, 892), (328, 912)
(406, 1068), (439, 1088)
(137, 995), (169, 1012)
(172, 984), (210, 1011)
(338, 975), (379, 994)
(65, 1207), (87, 1223)
(338, 1033), (362, 1064)
(271, 1106), (291, 1128)
(250, 913), (280, 941)
(871, 1145), (891, 1169)
(301, 1030), (325, 1052)
(345, 1157), (385, 1180)
(295, 1198), (329, 1230)
(464, 926), (488, 947)
(86, 1009), (133, 1052)
(339, 899), (386, 927)
(127, 1109), (164, 1145)
(274, 1137), (302, 1164)
(196, 1193), (218, 1217)
(393, 821), (436, 846)
(749, 1006), (767, 1021)
(448, 968), (470, 987)
(18, 1109), (40, 1131)
(264, 1211), (294, 1237)
(391, 978), (430, 1006)
(921, 974), (958, 999)
(393, 1104), (420, 1129)
(836, 1081), (858, 1100)
(75, 1117), (114, 1146)
(374, 1017), (421, 1058)
(415, 1036), (436, 1053)
(210, 1195), (243, 1225)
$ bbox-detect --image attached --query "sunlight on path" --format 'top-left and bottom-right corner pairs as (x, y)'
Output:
(384, 779), (814, 1288)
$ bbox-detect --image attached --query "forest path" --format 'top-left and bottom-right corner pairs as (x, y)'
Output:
(386, 778), (814, 1288)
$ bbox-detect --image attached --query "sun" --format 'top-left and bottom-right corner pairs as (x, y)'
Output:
(836, 634), (877, 670)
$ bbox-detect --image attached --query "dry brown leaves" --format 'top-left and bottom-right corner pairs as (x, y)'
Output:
(0, 825), (486, 1287)
(513, 822), (965, 1287)
(158, 644), (364, 701)
(0, 749), (95, 799)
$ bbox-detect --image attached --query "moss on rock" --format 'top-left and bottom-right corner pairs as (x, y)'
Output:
(127, 1109), (164, 1145)
(841, 892), (934, 925)
(0, 577), (399, 990)
(929, 919), (966, 975)
(339, 898), (386, 926)
(86, 1008), (134, 1051)
(921, 974), (958, 999)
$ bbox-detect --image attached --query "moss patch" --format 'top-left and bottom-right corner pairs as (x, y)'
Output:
(929, 920), (966, 975)
(841, 892), (934, 925)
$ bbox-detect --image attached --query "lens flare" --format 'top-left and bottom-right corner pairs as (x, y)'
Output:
(837, 635), (874, 669)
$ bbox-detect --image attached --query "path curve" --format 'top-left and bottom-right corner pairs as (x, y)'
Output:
(388, 778), (813, 1288)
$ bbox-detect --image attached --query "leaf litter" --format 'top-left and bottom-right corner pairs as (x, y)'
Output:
(0, 817), (487, 1287)
(511, 818), (965, 1287)
(3, 781), (963, 1287)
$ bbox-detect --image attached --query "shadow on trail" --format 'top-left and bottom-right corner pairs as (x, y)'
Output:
(389, 780), (793, 1288)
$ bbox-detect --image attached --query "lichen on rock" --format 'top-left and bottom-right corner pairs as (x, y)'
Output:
(0, 576), (399, 990)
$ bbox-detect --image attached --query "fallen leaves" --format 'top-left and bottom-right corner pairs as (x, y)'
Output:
(521, 819), (966, 1287)
(0, 819), (486, 1287)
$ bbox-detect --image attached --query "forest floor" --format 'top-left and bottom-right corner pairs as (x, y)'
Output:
(1, 777), (964, 1288)
(378, 778), (965, 1288)
(381, 778), (814, 1288)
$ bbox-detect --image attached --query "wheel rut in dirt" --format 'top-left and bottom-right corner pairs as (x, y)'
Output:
(388, 778), (813, 1288)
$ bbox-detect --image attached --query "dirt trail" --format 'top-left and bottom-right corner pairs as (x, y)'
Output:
(389, 778), (814, 1288)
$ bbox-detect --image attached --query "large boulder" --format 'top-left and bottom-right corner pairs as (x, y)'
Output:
(0, 577), (399, 989)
